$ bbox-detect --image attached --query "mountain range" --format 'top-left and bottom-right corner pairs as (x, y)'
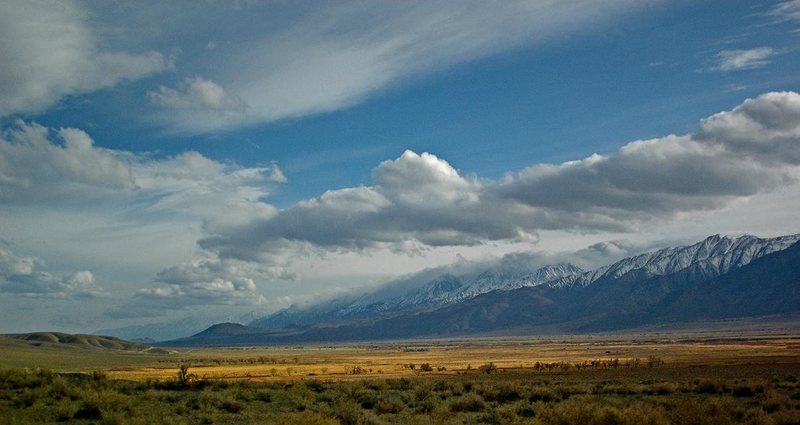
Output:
(161, 233), (800, 346)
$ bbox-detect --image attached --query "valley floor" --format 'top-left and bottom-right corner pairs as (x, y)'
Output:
(2, 359), (799, 424)
(1, 326), (800, 423)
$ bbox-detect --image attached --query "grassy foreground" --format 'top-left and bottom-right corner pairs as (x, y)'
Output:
(2, 333), (800, 424)
(2, 363), (800, 424)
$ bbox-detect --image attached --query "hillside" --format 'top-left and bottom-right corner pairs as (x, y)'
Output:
(0, 332), (167, 354)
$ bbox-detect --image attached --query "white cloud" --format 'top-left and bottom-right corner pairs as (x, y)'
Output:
(137, 0), (656, 133)
(0, 120), (287, 308)
(0, 121), (285, 224)
(0, 247), (102, 298)
(0, 248), (38, 277)
(710, 47), (777, 71)
(769, 0), (800, 24)
(105, 257), (275, 318)
(4, 92), (800, 317)
(374, 151), (480, 206)
(503, 92), (800, 216)
(148, 76), (247, 113)
(0, 0), (170, 117)
(200, 92), (800, 263)
(0, 122), (136, 201)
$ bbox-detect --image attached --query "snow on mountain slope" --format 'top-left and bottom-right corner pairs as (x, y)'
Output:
(252, 259), (584, 327)
(398, 263), (584, 307)
(252, 233), (799, 329)
(546, 234), (800, 289)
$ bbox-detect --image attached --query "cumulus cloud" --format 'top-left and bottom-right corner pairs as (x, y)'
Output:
(0, 0), (169, 117)
(697, 91), (800, 163)
(148, 77), (247, 113)
(200, 150), (544, 262)
(0, 121), (285, 228)
(502, 91), (800, 218)
(200, 92), (800, 263)
(0, 120), (287, 307)
(710, 47), (777, 71)
(0, 247), (102, 298)
(6, 92), (800, 312)
(0, 121), (136, 200)
(105, 257), (274, 318)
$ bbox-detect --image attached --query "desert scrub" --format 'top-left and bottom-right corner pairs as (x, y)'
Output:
(449, 393), (486, 412)
(3, 365), (800, 424)
(375, 394), (405, 414)
(535, 398), (670, 425)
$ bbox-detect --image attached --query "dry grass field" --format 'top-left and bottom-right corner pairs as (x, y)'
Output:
(104, 336), (800, 382)
(2, 329), (800, 424)
(3, 329), (800, 382)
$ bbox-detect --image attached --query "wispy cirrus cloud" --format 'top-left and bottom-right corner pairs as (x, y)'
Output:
(139, 0), (658, 133)
(709, 47), (777, 71)
(769, 0), (800, 25)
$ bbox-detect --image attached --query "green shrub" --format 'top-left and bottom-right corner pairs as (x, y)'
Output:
(351, 387), (378, 410)
(73, 402), (103, 420)
(220, 399), (244, 413)
(450, 393), (486, 412)
(649, 382), (677, 395)
(53, 401), (78, 422)
(273, 411), (340, 425)
(529, 387), (557, 402)
(495, 383), (522, 403)
(537, 399), (670, 425)
(731, 384), (758, 397)
(375, 395), (404, 414)
(305, 380), (326, 393)
(331, 399), (363, 425)
(480, 405), (523, 425)
(253, 390), (272, 403)
(479, 362), (498, 374)
(694, 380), (724, 394)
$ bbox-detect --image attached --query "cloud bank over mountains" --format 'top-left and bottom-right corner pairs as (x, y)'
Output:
(200, 92), (800, 267)
(1, 91), (799, 314)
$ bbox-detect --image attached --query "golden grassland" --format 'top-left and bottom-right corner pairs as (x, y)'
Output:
(2, 330), (800, 424)
(110, 337), (800, 382)
(3, 332), (800, 382)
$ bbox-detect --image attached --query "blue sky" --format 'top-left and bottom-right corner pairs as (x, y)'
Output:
(1, 0), (799, 333)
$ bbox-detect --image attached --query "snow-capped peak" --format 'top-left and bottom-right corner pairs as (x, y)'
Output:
(548, 234), (800, 288)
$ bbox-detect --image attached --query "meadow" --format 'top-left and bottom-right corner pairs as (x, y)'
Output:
(1, 331), (800, 424)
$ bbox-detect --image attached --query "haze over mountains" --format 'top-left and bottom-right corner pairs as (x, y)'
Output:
(155, 233), (800, 346)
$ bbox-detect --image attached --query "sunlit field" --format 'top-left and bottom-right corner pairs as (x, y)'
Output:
(2, 331), (800, 424)
(110, 337), (800, 382)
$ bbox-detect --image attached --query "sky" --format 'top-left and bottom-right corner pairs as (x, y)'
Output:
(1, 0), (799, 334)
